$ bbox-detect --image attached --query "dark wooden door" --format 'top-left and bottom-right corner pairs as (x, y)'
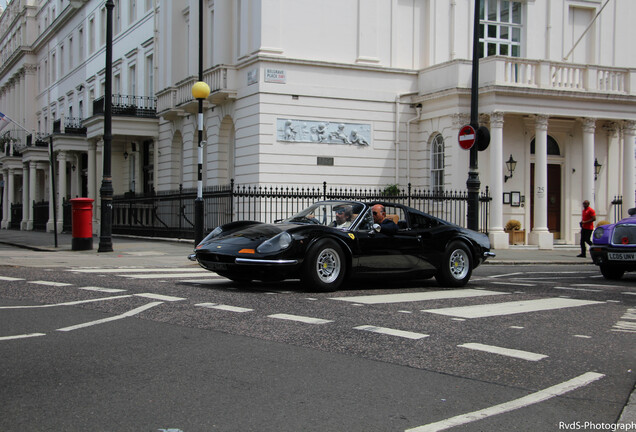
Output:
(530, 164), (562, 238)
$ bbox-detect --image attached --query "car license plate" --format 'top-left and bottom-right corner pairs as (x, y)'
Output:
(608, 252), (635, 261)
(207, 262), (228, 271)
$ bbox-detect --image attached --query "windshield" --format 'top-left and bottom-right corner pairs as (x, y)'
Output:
(283, 201), (365, 228)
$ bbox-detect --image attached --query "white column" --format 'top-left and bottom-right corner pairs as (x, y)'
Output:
(582, 118), (596, 207)
(529, 115), (553, 249)
(488, 111), (508, 249)
(623, 121), (636, 216)
(21, 163), (29, 230)
(57, 152), (68, 233)
(28, 161), (37, 230)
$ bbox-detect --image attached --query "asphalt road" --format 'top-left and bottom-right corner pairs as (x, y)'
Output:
(0, 260), (634, 431)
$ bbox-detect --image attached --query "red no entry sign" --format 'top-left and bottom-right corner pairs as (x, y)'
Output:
(458, 125), (476, 150)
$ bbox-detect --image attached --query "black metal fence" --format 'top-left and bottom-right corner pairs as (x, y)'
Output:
(111, 181), (492, 240)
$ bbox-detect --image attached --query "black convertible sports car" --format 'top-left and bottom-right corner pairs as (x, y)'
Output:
(190, 200), (494, 291)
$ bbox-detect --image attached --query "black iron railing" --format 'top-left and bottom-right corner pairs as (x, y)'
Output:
(93, 94), (157, 118)
(112, 181), (492, 240)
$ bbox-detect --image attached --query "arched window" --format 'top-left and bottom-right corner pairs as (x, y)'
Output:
(530, 135), (560, 155)
(431, 133), (445, 193)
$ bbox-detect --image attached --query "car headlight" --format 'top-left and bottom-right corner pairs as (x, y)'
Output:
(196, 226), (223, 249)
(593, 227), (604, 240)
(257, 232), (293, 253)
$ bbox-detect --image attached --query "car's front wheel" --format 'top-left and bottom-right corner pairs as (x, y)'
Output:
(302, 239), (346, 291)
(435, 241), (473, 287)
(599, 264), (625, 280)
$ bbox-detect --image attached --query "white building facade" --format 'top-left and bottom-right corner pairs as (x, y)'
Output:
(1, 0), (635, 249)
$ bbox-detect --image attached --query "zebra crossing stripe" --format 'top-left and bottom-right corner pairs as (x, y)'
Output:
(354, 325), (429, 340)
(458, 343), (548, 361)
(330, 289), (507, 304)
(268, 314), (333, 325)
(196, 303), (253, 313)
(28, 281), (73, 287)
(0, 276), (24, 281)
(422, 298), (604, 319)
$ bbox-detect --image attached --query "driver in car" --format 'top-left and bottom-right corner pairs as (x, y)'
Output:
(372, 204), (398, 234)
(331, 205), (353, 228)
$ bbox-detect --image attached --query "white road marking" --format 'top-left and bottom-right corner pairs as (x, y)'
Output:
(268, 313), (333, 325)
(0, 333), (46, 341)
(491, 281), (535, 287)
(57, 302), (163, 332)
(458, 343), (548, 361)
(28, 281), (73, 287)
(121, 272), (215, 279)
(623, 292), (636, 296)
(489, 272), (524, 278)
(196, 303), (253, 313)
(573, 283), (619, 289)
(422, 298), (604, 319)
(574, 335), (592, 339)
(354, 325), (429, 340)
(405, 372), (605, 432)
(0, 276), (24, 281)
(330, 289), (507, 305)
(70, 267), (201, 273)
(0, 295), (133, 309)
(79, 286), (127, 293)
(135, 293), (185, 302)
(554, 286), (601, 293)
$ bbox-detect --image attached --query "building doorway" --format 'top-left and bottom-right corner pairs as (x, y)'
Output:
(530, 164), (562, 239)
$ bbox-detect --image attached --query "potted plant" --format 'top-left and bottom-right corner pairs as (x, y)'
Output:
(505, 219), (525, 245)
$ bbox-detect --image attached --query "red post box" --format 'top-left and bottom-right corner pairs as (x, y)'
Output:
(70, 198), (95, 251)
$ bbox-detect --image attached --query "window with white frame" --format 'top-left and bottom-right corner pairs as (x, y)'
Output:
(129, 64), (136, 95)
(129, 0), (136, 24)
(88, 17), (95, 53)
(145, 54), (154, 97)
(68, 37), (73, 69)
(431, 134), (445, 193)
(479, 0), (522, 58)
(114, 0), (122, 34)
(78, 27), (84, 62)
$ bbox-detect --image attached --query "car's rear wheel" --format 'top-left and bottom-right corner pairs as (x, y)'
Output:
(435, 241), (472, 287)
(599, 264), (625, 280)
(302, 239), (346, 291)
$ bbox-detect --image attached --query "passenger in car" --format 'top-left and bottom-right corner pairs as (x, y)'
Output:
(371, 204), (398, 234)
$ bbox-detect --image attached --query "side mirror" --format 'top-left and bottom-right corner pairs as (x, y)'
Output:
(372, 223), (381, 233)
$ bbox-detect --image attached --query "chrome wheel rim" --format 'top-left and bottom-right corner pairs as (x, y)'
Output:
(316, 248), (341, 283)
(449, 249), (469, 280)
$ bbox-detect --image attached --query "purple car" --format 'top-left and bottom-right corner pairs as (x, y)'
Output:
(590, 208), (636, 280)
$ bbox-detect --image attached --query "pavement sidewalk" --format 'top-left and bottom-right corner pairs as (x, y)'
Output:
(0, 228), (633, 426)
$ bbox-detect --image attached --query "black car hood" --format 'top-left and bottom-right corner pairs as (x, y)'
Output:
(200, 223), (303, 250)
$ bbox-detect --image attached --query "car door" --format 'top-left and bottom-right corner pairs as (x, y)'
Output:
(353, 207), (424, 274)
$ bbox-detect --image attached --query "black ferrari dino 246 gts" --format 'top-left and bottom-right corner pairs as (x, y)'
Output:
(190, 200), (494, 291)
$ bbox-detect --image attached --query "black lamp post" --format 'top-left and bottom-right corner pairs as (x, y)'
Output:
(466, 0), (482, 231)
(98, 0), (114, 253)
(193, 0), (210, 246)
